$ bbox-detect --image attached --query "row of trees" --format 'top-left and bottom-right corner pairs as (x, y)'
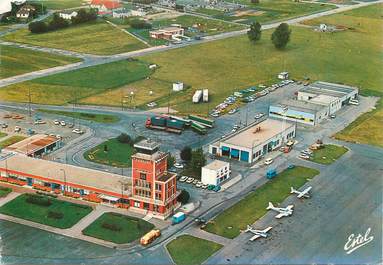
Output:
(28, 8), (97, 34)
(248, 22), (291, 49)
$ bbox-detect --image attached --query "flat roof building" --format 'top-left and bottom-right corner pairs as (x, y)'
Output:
(209, 119), (296, 163)
(4, 134), (62, 157)
(201, 160), (230, 186)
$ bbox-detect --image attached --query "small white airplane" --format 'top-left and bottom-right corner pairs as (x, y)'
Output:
(243, 225), (272, 241)
(290, 186), (312, 199)
(266, 202), (294, 219)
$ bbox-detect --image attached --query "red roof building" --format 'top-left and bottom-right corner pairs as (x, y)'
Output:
(90, 0), (122, 14)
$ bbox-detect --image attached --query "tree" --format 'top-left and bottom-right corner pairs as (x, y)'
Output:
(48, 13), (69, 31)
(117, 133), (132, 144)
(177, 189), (190, 204)
(104, 144), (108, 152)
(188, 148), (206, 178)
(180, 146), (192, 162)
(248, 21), (262, 43)
(167, 153), (176, 169)
(129, 18), (152, 29)
(251, 0), (260, 3)
(271, 23), (291, 49)
(28, 21), (48, 33)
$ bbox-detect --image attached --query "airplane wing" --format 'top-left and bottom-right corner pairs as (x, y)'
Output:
(249, 234), (261, 241)
(297, 186), (312, 198)
(261, 226), (272, 233)
(275, 212), (289, 219)
(286, 205), (294, 211)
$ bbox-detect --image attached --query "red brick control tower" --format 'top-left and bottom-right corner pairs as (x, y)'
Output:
(130, 139), (179, 219)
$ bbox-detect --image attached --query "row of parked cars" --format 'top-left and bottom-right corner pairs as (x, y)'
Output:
(53, 119), (84, 134)
(178, 176), (221, 192)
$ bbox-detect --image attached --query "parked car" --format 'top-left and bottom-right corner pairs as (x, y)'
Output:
(330, 114), (336, 119)
(349, 99), (359, 106)
(254, 113), (265, 119)
(14, 126), (21, 132)
(213, 186), (221, 192)
(299, 154), (310, 160)
(72, 129), (84, 134)
(54, 120), (60, 125)
(228, 108), (238, 115)
(174, 163), (184, 169)
(186, 177), (194, 183)
(68, 123), (75, 128)
(207, 184), (215, 190)
(34, 120), (46, 125)
(196, 182), (203, 188)
(264, 157), (273, 165)
(192, 179), (199, 185)
(201, 184), (208, 189)
(1, 123), (8, 128)
(179, 176), (188, 182)
(60, 121), (66, 126)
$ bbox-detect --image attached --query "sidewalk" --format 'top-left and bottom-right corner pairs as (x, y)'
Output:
(184, 227), (231, 246)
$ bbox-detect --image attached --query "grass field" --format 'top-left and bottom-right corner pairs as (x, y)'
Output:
(29, 0), (88, 10)
(37, 109), (120, 123)
(2, 21), (148, 55)
(309, 144), (348, 164)
(0, 132), (7, 139)
(0, 136), (26, 148)
(0, 186), (12, 198)
(166, 235), (223, 265)
(0, 194), (92, 228)
(0, 46), (81, 79)
(82, 212), (154, 244)
(204, 166), (319, 238)
(84, 138), (135, 167)
(0, 60), (151, 105)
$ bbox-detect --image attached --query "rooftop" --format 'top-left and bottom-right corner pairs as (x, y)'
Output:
(4, 134), (60, 155)
(221, 119), (295, 149)
(310, 81), (358, 94)
(0, 153), (131, 195)
(203, 160), (229, 171)
(134, 139), (159, 151)
(299, 87), (346, 98)
(308, 94), (338, 105)
(276, 99), (326, 114)
(157, 172), (176, 182)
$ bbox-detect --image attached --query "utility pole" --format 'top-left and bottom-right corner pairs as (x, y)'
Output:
(28, 87), (32, 117)
(167, 90), (171, 114)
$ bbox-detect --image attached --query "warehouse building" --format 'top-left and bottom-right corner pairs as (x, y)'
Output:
(269, 99), (329, 126)
(298, 81), (358, 114)
(201, 160), (230, 186)
(4, 134), (62, 157)
(0, 139), (179, 219)
(209, 119), (296, 163)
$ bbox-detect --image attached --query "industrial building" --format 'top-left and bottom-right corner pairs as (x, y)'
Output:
(201, 160), (230, 186)
(4, 134), (62, 157)
(269, 99), (329, 126)
(209, 119), (296, 163)
(149, 26), (184, 40)
(0, 139), (179, 219)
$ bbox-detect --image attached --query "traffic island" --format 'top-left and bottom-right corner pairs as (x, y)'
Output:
(0, 193), (92, 229)
(0, 186), (12, 197)
(310, 144), (348, 165)
(166, 235), (223, 265)
(203, 166), (319, 238)
(82, 212), (154, 244)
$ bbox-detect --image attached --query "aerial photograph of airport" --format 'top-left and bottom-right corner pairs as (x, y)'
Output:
(0, 0), (381, 264)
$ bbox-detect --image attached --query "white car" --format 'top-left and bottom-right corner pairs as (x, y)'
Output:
(264, 158), (273, 165)
(228, 108), (238, 115)
(14, 126), (21, 132)
(147, 102), (157, 108)
(186, 177), (194, 183)
(349, 100), (359, 105)
(54, 120), (60, 125)
(72, 128), (84, 134)
(179, 176), (188, 182)
(299, 154), (310, 160)
(254, 113), (265, 119)
(60, 121), (66, 126)
(196, 182), (203, 188)
(56, 135), (62, 139)
(174, 163), (184, 169)
(202, 184), (208, 189)
(34, 120), (46, 125)
(192, 179), (199, 185)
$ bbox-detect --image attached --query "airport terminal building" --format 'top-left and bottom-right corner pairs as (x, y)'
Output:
(209, 119), (296, 163)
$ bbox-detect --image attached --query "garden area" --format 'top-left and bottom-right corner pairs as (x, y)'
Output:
(310, 144), (348, 164)
(0, 194), (92, 228)
(203, 166), (319, 238)
(166, 235), (222, 265)
(82, 212), (154, 244)
(0, 136), (26, 149)
(0, 186), (12, 198)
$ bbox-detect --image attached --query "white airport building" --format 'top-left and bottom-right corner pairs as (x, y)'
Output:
(201, 160), (230, 186)
(209, 119), (296, 163)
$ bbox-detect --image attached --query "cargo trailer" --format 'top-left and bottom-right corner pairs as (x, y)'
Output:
(192, 90), (202, 103)
(172, 212), (186, 224)
(203, 89), (209, 102)
(188, 115), (214, 128)
(191, 121), (207, 135)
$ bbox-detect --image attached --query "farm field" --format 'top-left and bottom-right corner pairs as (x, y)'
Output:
(166, 235), (223, 265)
(2, 21), (148, 55)
(203, 166), (319, 238)
(0, 136), (26, 148)
(309, 144), (348, 164)
(84, 138), (135, 168)
(0, 194), (92, 229)
(0, 46), (81, 79)
(37, 109), (120, 124)
(82, 213), (154, 244)
(28, 0), (88, 10)
(0, 60), (151, 105)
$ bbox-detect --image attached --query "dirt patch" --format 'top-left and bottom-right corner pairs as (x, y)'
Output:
(150, 107), (178, 114)
(233, 9), (265, 17)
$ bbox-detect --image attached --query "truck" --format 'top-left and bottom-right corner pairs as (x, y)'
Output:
(192, 90), (202, 103)
(172, 212), (186, 225)
(145, 116), (184, 134)
(191, 121), (207, 135)
(203, 89), (209, 102)
(140, 229), (161, 246)
(266, 169), (277, 179)
(188, 115), (214, 128)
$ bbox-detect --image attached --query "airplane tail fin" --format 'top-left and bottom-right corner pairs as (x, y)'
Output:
(290, 187), (296, 194)
(266, 202), (273, 210)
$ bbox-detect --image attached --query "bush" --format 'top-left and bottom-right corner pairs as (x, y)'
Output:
(47, 210), (64, 219)
(28, 21), (48, 33)
(71, 8), (97, 24)
(26, 194), (52, 207)
(129, 19), (152, 29)
(48, 13), (69, 31)
(177, 189), (190, 204)
(0, 187), (11, 192)
(102, 222), (122, 231)
(117, 133), (132, 144)
(180, 146), (192, 162)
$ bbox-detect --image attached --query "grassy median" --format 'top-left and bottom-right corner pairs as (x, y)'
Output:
(0, 194), (92, 229)
(0, 186), (12, 198)
(167, 235), (222, 265)
(0, 135), (26, 148)
(82, 212), (154, 244)
(37, 109), (120, 124)
(310, 144), (348, 164)
(204, 166), (319, 238)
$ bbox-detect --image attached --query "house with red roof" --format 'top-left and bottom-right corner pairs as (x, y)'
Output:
(90, 0), (122, 14)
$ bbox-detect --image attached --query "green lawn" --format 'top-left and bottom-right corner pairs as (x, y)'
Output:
(0, 46), (81, 79)
(2, 20), (148, 55)
(167, 235), (223, 265)
(28, 0), (88, 10)
(84, 138), (135, 167)
(0, 132), (7, 139)
(82, 212), (154, 244)
(0, 186), (12, 198)
(204, 166), (319, 238)
(0, 136), (26, 148)
(310, 144), (348, 164)
(37, 109), (120, 124)
(0, 194), (92, 228)
(0, 60), (151, 105)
